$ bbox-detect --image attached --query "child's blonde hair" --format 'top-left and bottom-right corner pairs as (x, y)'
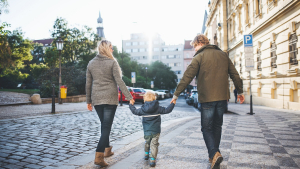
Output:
(144, 91), (156, 102)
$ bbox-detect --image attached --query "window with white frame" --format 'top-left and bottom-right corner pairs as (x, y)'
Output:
(168, 55), (175, 59)
(168, 63), (174, 67)
(126, 42), (131, 46)
(161, 56), (166, 59)
(178, 48), (182, 51)
(139, 41), (145, 45)
(186, 54), (190, 58)
(175, 55), (181, 58)
(139, 48), (146, 52)
(126, 49), (131, 53)
(174, 63), (181, 66)
(132, 42), (138, 46)
(142, 56), (147, 59)
(289, 34), (298, 65)
(136, 56), (140, 60)
(132, 49), (138, 53)
(162, 48), (168, 52)
(257, 50), (262, 71)
(154, 48), (160, 52)
(270, 42), (277, 68)
(153, 55), (159, 59)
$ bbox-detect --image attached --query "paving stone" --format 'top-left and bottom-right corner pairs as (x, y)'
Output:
(24, 164), (43, 169)
(21, 157), (40, 164)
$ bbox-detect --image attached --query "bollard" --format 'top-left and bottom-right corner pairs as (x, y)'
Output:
(51, 84), (56, 113)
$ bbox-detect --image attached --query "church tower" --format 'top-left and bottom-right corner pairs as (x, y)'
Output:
(97, 11), (105, 38)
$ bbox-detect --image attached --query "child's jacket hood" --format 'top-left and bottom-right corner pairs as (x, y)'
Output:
(141, 100), (159, 114)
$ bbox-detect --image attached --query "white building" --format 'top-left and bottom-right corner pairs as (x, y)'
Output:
(122, 33), (184, 82)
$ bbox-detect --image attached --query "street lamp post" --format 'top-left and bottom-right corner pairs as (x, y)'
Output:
(56, 37), (64, 104)
(145, 67), (148, 88)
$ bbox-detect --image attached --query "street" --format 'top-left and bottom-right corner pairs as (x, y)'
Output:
(0, 97), (198, 169)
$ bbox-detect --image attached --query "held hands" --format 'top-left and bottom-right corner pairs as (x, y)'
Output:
(129, 99), (135, 105)
(237, 94), (245, 104)
(87, 103), (93, 111)
(170, 98), (177, 104)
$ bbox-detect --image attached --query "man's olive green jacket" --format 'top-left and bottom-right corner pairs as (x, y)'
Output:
(174, 45), (243, 103)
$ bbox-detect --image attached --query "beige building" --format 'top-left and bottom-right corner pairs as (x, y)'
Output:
(204, 0), (300, 110)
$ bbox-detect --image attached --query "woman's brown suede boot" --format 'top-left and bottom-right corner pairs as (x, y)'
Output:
(94, 152), (108, 167)
(104, 146), (114, 157)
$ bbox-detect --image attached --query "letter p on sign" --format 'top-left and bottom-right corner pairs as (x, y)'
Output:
(244, 35), (253, 47)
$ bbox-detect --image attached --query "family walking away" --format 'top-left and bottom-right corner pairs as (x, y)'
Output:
(86, 34), (245, 168)
(129, 91), (175, 167)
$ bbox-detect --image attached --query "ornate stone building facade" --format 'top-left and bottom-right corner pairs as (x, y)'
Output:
(204, 0), (300, 110)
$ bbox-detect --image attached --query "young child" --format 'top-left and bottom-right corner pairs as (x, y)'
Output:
(129, 91), (175, 167)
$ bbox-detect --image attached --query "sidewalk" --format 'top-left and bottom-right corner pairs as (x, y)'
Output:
(74, 103), (300, 169)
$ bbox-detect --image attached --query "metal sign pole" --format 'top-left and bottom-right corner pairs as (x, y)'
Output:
(244, 34), (255, 115)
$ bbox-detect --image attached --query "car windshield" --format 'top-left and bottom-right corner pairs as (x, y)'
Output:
(133, 89), (142, 92)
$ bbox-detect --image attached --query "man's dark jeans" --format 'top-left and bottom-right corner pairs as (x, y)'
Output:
(94, 104), (117, 152)
(200, 100), (227, 159)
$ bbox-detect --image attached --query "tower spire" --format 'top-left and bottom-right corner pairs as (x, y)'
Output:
(97, 10), (105, 38)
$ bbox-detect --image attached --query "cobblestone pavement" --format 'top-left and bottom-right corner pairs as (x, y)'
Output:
(0, 92), (31, 105)
(0, 97), (198, 169)
(0, 102), (88, 119)
(80, 103), (300, 169)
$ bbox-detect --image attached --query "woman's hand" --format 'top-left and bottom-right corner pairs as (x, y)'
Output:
(87, 104), (93, 111)
(129, 99), (135, 105)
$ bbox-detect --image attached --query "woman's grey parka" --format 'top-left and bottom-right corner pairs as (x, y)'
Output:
(86, 54), (133, 106)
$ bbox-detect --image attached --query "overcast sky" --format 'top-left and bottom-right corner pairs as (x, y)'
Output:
(1, 0), (208, 51)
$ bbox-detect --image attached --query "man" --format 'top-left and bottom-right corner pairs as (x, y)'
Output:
(171, 34), (245, 169)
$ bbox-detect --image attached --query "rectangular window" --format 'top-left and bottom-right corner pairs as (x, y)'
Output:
(153, 55), (159, 59)
(126, 49), (131, 53)
(174, 63), (181, 66)
(185, 54), (190, 58)
(139, 48), (145, 52)
(257, 50), (262, 71)
(132, 42), (138, 46)
(132, 49), (138, 53)
(161, 56), (166, 59)
(168, 55), (175, 59)
(139, 41), (145, 45)
(175, 55), (181, 58)
(168, 63), (174, 67)
(289, 34), (298, 65)
(271, 43), (277, 68)
(126, 42), (131, 46)
(136, 56), (140, 60)
(154, 48), (160, 52)
(162, 48), (168, 52)
(143, 56), (147, 59)
(178, 48), (182, 51)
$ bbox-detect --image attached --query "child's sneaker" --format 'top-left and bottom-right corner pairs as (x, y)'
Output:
(144, 152), (149, 160)
(150, 158), (156, 167)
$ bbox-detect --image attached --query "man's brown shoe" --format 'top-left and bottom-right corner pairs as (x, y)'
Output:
(104, 146), (114, 157)
(94, 152), (108, 167)
(211, 152), (223, 169)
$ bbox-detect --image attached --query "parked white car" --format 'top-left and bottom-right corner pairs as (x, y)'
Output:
(155, 91), (166, 100)
(156, 90), (172, 98)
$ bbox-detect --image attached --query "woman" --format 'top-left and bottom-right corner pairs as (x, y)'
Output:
(86, 40), (134, 167)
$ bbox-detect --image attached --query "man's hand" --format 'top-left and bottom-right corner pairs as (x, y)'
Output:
(170, 98), (177, 104)
(237, 94), (245, 104)
(130, 99), (135, 105)
(87, 104), (93, 111)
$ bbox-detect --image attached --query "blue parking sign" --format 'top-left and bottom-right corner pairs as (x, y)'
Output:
(244, 35), (253, 47)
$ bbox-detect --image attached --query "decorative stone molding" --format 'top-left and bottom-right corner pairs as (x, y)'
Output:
(271, 81), (277, 89)
(289, 21), (296, 33)
(270, 32), (276, 42)
(290, 80), (298, 90)
(257, 41), (261, 49)
(269, 71), (277, 77)
(256, 72), (262, 78)
(258, 81), (262, 89)
(287, 68), (299, 76)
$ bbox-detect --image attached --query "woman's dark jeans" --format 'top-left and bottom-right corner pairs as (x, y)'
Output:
(200, 100), (226, 159)
(94, 104), (117, 152)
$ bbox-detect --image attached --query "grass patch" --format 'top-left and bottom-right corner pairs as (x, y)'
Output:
(0, 89), (40, 95)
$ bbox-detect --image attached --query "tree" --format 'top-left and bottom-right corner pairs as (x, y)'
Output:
(0, 23), (33, 75)
(50, 18), (99, 66)
(0, 0), (9, 15)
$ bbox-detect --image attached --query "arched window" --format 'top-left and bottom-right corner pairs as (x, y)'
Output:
(289, 34), (298, 65)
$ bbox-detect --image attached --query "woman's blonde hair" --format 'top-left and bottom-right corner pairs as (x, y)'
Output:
(190, 34), (210, 47)
(98, 39), (122, 76)
(144, 91), (156, 102)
